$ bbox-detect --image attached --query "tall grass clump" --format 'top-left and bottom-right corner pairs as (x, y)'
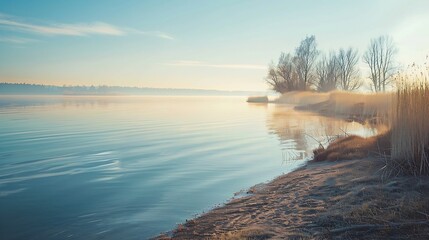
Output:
(390, 67), (429, 175)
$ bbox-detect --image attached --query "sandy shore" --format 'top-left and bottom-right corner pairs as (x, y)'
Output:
(157, 154), (429, 239)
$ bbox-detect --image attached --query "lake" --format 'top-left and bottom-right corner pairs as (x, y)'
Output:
(0, 96), (377, 239)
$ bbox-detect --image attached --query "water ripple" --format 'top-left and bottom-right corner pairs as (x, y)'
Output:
(0, 96), (377, 240)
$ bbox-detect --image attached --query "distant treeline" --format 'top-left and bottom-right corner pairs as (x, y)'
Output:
(0, 83), (264, 96)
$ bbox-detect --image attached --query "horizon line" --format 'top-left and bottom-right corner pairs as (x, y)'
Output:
(0, 82), (267, 93)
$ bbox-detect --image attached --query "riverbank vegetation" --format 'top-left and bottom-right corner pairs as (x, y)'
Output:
(307, 63), (429, 177)
(267, 35), (429, 178)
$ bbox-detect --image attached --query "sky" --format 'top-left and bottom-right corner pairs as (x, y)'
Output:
(0, 0), (428, 91)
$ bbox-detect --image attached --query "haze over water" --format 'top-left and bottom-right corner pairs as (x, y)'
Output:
(0, 96), (377, 239)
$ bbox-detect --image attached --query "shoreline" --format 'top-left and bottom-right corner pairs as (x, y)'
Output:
(157, 159), (378, 239)
(157, 135), (429, 239)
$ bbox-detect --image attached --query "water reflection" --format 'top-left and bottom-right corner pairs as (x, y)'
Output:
(266, 104), (380, 162)
(0, 95), (114, 108)
(61, 97), (111, 108)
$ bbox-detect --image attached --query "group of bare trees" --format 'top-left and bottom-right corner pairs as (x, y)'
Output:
(315, 48), (361, 92)
(266, 36), (319, 93)
(266, 35), (397, 93)
(363, 36), (397, 92)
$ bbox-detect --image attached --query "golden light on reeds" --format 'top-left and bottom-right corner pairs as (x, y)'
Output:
(390, 66), (429, 175)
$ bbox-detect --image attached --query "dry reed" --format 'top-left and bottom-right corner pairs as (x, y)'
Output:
(390, 69), (429, 175)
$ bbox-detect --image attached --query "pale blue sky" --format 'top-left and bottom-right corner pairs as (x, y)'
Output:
(0, 0), (428, 91)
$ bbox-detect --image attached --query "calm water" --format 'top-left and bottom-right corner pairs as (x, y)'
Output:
(0, 96), (377, 239)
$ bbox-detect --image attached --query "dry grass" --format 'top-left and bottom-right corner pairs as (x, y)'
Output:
(315, 167), (429, 239)
(313, 132), (391, 162)
(389, 69), (429, 176)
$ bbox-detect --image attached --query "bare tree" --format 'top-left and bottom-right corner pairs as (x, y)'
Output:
(316, 52), (338, 92)
(337, 47), (361, 91)
(266, 53), (299, 93)
(277, 53), (299, 91)
(295, 35), (319, 90)
(266, 62), (287, 93)
(363, 36), (397, 92)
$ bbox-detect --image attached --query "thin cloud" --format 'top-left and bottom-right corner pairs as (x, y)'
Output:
(128, 29), (174, 40)
(0, 36), (37, 44)
(0, 17), (124, 36)
(0, 13), (173, 40)
(167, 60), (266, 70)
